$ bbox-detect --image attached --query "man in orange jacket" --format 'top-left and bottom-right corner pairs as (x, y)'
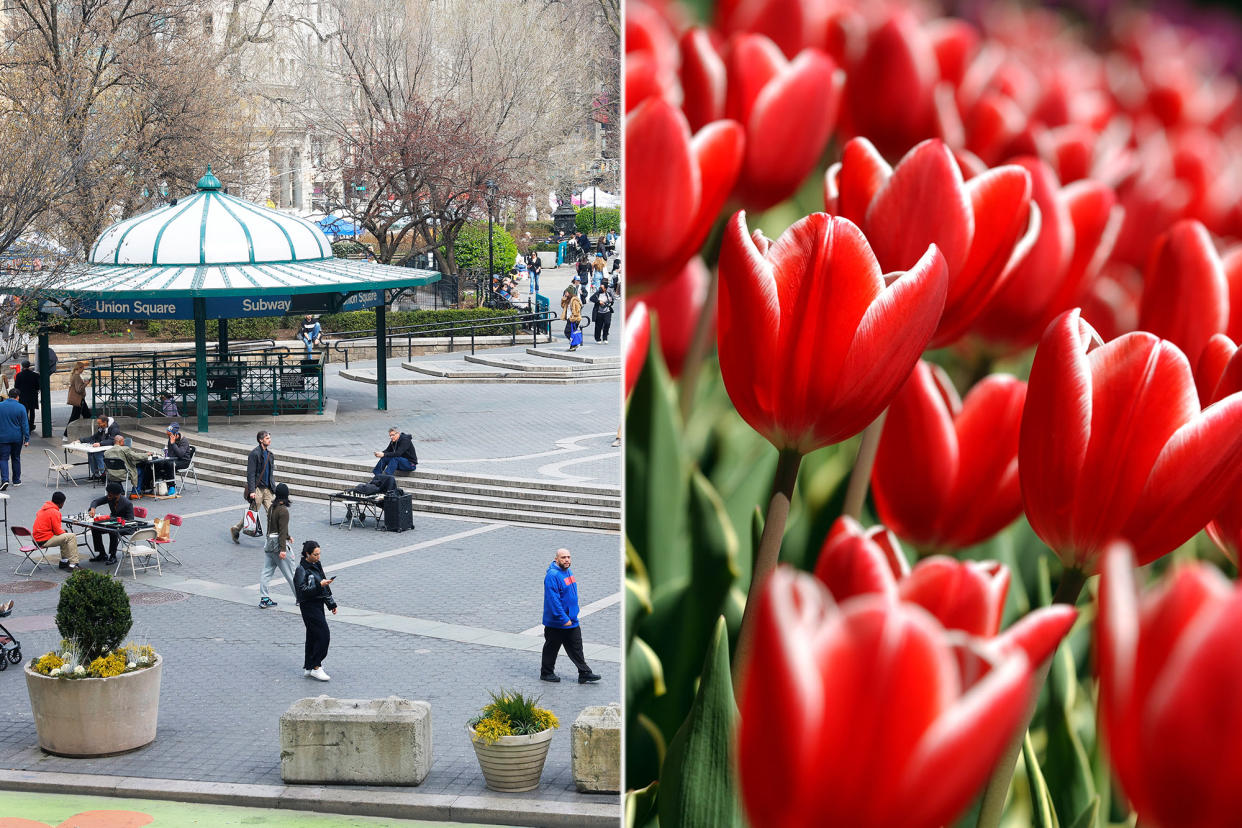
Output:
(33, 490), (79, 571)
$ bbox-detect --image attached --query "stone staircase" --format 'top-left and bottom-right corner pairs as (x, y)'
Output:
(128, 424), (620, 532)
(339, 348), (619, 385)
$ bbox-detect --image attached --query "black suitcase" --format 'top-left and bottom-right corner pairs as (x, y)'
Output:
(382, 491), (414, 532)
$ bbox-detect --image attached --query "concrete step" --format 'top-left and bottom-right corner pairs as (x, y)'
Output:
(462, 355), (618, 375)
(393, 362), (617, 384)
(129, 425), (620, 531)
(524, 348), (619, 365)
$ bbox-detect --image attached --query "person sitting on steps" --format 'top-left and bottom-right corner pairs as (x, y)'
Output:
(372, 428), (418, 476)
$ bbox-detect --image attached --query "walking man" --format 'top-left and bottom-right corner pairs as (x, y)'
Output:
(33, 490), (79, 571)
(0, 388), (28, 490)
(540, 548), (601, 684)
(231, 430), (276, 544)
(13, 360), (38, 432)
(372, 427), (418, 476)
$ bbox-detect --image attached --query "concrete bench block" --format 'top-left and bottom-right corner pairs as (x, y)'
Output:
(571, 703), (621, 793)
(280, 695), (432, 786)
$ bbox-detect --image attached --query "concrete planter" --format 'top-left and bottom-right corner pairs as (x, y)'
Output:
(468, 725), (554, 792)
(25, 655), (162, 757)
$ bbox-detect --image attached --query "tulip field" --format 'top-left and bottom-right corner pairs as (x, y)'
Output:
(624, 1), (1242, 827)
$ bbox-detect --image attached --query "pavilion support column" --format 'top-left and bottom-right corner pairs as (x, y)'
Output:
(36, 312), (51, 438)
(218, 318), (229, 361)
(376, 300), (387, 411)
(194, 298), (209, 433)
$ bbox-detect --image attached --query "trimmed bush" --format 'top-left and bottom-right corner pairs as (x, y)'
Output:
(574, 207), (620, 235)
(332, 240), (371, 258)
(454, 221), (517, 275)
(145, 317), (287, 340)
(55, 570), (133, 662)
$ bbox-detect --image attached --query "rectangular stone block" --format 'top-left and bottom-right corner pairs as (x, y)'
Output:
(571, 703), (620, 793)
(280, 695), (432, 786)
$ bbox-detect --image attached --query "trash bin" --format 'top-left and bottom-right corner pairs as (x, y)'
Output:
(535, 294), (550, 335)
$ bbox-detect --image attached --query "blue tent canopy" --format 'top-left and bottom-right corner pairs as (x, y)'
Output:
(317, 216), (360, 239)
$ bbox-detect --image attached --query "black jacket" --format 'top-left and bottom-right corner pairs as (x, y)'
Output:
(379, 432), (418, 465)
(88, 494), (136, 532)
(295, 558), (336, 609)
(246, 444), (275, 495)
(13, 369), (39, 405)
(591, 287), (614, 316)
(90, 418), (120, 445)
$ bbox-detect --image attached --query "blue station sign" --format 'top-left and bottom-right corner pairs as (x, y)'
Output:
(42, 290), (387, 319)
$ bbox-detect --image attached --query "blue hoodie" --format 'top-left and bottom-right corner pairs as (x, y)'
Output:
(0, 397), (28, 444)
(543, 560), (580, 628)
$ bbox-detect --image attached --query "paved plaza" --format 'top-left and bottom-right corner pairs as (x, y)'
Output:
(0, 318), (623, 827)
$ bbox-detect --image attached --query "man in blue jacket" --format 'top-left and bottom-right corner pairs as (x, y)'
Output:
(541, 548), (601, 684)
(0, 388), (29, 490)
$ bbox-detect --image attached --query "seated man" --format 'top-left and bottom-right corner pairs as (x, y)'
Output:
(372, 427), (418, 476)
(103, 434), (146, 495)
(85, 415), (120, 478)
(150, 423), (192, 490)
(33, 490), (79, 571)
(87, 482), (136, 564)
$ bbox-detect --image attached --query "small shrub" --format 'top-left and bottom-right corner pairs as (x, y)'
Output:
(469, 688), (559, 745)
(574, 207), (620, 235)
(454, 221), (517, 275)
(55, 570), (132, 662)
(319, 308), (523, 336)
(332, 240), (371, 258)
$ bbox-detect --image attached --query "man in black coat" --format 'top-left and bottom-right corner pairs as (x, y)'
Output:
(13, 360), (38, 431)
(372, 428), (418, 476)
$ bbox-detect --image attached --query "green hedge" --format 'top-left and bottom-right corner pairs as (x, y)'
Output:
(320, 308), (524, 337)
(332, 240), (371, 258)
(454, 221), (517, 274)
(145, 317), (288, 340)
(575, 207), (620, 234)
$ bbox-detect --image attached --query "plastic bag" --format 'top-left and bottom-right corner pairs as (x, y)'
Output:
(242, 508), (262, 537)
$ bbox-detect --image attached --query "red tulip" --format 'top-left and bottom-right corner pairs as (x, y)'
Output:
(624, 302), (651, 399)
(717, 211), (948, 454)
(1197, 335), (1242, 561)
(825, 137), (1037, 347)
(1222, 245), (1242, 341)
(637, 257), (713, 378)
(1137, 219), (1228, 368)
(1020, 308), (1242, 573)
(970, 158), (1121, 350)
(711, 0), (831, 59)
(1098, 542), (1242, 828)
(625, 0), (681, 112)
(680, 32), (842, 211)
(738, 566), (1057, 828)
(625, 97), (744, 297)
(871, 361), (1026, 552)
(813, 516), (1010, 638)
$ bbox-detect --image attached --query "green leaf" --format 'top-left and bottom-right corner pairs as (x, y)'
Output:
(626, 781), (659, 828)
(625, 542), (652, 652)
(626, 318), (689, 586)
(1043, 638), (1096, 827)
(658, 617), (743, 828)
(627, 636), (666, 712)
(1023, 731), (1061, 828)
(1066, 796), (1098, 828)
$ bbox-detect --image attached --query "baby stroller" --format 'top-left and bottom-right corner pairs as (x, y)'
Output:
(0, 601), (21, 670)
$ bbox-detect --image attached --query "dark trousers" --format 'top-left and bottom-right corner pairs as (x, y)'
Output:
(541, 625), (591, 678)
(373, 456), (413, 476)
(594, 313), (612, 342)
(22, 402), (35, 431)
(300, 600), (330, 670)
(91, 526), (133, 557)
(64, 402), (90, 435)
(0, 441), (21, 483)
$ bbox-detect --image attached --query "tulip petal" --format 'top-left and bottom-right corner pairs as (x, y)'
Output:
(830, 137), (892, 229)
(1195, 333), (1238, 406)
(679, 28), (726, 132)
(898, 557), (1006, 637)
(1020, 309), (1095, 562)
(1125, 392), (1242, 563)
(643, 257), (713, 378)
(1137, 219), (1228, 367)
(686, 119), (747, 257)
(814, 517), (902, 601)
(625, 98), (699, 273)
(992, 604), (1078, 668)
(623, 302), (651, 399)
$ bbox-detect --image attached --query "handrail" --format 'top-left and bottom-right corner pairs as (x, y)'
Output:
(69, 339), (279, 368)
(330, 309), (558, 368)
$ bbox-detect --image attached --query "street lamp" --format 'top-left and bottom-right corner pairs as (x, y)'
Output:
(485, 179), (498, 307)
(591, 175), (603, 240)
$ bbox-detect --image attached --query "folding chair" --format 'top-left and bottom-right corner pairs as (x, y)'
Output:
(43, 449), (78, 490)
(176, 446), (199, 492)
(115, 527), (160, 578)
(103, 457), (132, 492)
(152, 514), (182, 565)
(12, 527), (52, 576)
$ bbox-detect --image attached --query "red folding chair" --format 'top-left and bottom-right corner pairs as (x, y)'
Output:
(12, 527), (52, 576)
(132, 506), (148, 519)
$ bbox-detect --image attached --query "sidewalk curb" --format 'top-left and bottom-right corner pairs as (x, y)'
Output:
(0, 770), (621, 827)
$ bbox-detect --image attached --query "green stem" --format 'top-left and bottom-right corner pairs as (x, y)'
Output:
(842, 410), (888, 521)
(975, 566), (1087, 828)
(732, 448), (802, 690)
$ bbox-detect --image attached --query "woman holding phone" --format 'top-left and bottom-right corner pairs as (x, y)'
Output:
(294, 540), (337, 681)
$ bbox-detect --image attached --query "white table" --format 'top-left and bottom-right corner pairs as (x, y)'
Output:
(63, 442), (106, 483)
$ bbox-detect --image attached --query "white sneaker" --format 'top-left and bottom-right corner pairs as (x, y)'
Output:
(308, 667), (330, 681)
(303, 669), (311, 677)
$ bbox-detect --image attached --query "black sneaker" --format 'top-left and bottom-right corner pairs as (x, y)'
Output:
(1, 482), (9, 491)
(105, 555), (117, 564)
(578, 672), (602, 684)
(259, 598), (276, 608)
(13, 480), (21, 486)
(58, 560), (70, 570)
(540, 674), (561, 683)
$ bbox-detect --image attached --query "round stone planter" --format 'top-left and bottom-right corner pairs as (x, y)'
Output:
(25, 655), (162, 757)
(468, 726), (554, 792)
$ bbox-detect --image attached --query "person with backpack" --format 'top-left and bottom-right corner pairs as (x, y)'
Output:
(259, 484), (296, 609)
(562, 280), (583, 351)
(591, 282), (615, 343)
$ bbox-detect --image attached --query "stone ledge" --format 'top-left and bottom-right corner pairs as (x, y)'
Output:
(280, 695), (432, 786)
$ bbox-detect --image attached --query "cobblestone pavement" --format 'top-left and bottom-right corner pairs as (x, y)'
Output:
(0, 321), (623, 823)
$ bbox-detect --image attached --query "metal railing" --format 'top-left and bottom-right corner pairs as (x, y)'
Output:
(330, 309), (558, 368)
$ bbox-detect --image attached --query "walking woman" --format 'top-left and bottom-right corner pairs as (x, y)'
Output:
(259, 483), (296, 609)
(295, 540), (336, 681)
(62, 361), (91, 440)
